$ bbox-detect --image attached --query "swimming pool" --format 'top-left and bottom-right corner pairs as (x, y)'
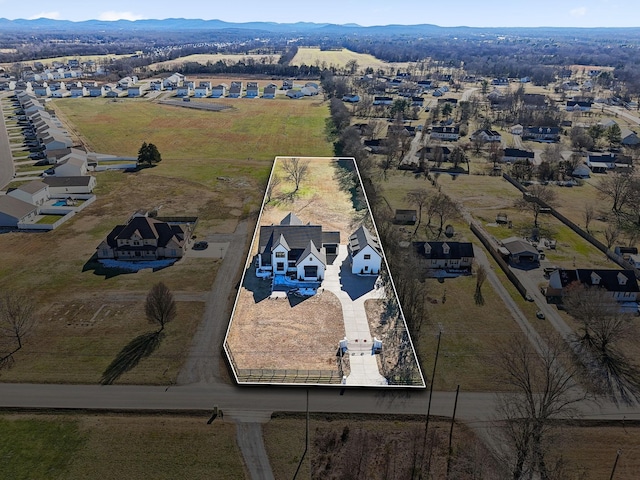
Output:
(53, 200), (67, 206)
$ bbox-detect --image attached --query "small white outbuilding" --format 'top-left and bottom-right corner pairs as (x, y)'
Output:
(348, 225), (382, 275)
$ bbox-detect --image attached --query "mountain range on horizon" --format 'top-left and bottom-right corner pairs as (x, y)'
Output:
(1, 17), (639, 35)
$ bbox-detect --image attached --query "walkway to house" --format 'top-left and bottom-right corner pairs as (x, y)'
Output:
(322, 245), (387, 385)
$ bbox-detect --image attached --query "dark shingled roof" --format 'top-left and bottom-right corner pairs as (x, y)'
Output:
(414, 241), (474, 260)
(555, 268), (639, 293)
(105, 216), (185, 249)
(260, 225), (323, 254)
(349, 225), (381, 256)
(42, 176), (92, 187)
(259, 214), (340, 266)
(296, 239), (326, 266)
(280, 212), (303, 226)
(321, 231), (341, 245)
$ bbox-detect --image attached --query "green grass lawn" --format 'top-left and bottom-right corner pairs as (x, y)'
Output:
(0, 417), (84, 480)
(53, 97), (332, 187)
(36, 214), (65, 224)
(0, 414), (244, 480)
(0, 95), (333, 384)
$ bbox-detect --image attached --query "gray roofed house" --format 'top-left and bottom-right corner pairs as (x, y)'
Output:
(229, 81), (243, 98)
(395, 209), (417, 225)
(621, 128), (640, 146)
(42, 175), (97, 194)
(0, 195), (38, 227)
(263, 83), (278, 99)
(501, 237), (540, 264)
(7, 180), (50, 206)
(246, 81), (259, 98)
(256, 213), (340, 281)
(348, 225), (382, 275)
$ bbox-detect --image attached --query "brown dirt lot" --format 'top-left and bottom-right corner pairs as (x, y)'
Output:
(226, 158), (365, 373)
(261, 157), (362, 244)
(227, 272), (345, 370)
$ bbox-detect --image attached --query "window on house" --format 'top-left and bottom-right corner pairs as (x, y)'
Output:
(275, 251), (285, 258)
(364, 254), (371, 260)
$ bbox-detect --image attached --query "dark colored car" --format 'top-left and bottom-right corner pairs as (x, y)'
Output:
(193, 241), (208, 250)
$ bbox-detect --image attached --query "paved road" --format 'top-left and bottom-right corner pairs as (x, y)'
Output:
(0, 93), (16, 188)
(603, 105), (640, 126)
(1, 382), (638, 422)
(461, 87), (478, 102)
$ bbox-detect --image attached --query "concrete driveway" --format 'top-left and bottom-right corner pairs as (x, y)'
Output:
(322, 245), (387, 385)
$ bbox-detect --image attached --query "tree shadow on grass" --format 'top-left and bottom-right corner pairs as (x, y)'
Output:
(100, 331), (164, 385)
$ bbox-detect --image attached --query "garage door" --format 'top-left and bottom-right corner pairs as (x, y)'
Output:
(304, 266), (318, 278)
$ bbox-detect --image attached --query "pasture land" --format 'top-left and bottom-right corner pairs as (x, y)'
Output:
(0, 53), (135, 70)
(0, 414), (244, 480)
(291, 47), (412, 72)
(0, 95), (333, 384)
(149, 53), (281, 71)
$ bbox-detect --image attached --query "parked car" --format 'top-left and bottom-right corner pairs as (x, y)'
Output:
(193, 241), (208, 250)
(536, 311), (546, 319)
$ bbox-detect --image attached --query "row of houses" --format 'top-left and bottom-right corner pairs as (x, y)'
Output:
(0, 178), (96, 229)
(175, 80), (319, 99)
(16, 92), (74, 161)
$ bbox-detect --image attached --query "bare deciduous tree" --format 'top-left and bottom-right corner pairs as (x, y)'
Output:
(496, 334), (583, 480)
(145, 282), (177, 333)
(405, 188), (430, 234)
(265, 174), (281, 203)
(0, 293), (37, 370)
(583, 203), (595, 234)
(281, 157), (309, 192)
(515, 184), (557, 227)
(595, 171), (633, 213)
(474, 264), (487, 306)
(427, 192), (457, 238)
(563, 283), (640, 405)
(603, 223), (620, 250)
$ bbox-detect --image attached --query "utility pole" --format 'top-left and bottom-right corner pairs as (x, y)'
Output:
(293, 389), (309, 480)
(418, 330), (442, 480)
(445, 385), (460, 479)
(609, 449), (621, 480)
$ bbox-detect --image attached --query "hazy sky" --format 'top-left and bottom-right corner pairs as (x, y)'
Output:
(0, 0), (639, 28)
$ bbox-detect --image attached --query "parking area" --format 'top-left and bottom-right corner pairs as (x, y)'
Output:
(187, 241), (229, 259)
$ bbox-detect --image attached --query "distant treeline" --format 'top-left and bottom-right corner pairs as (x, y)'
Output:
(3, 26), (640, 87)
(157, 61), (320, 78)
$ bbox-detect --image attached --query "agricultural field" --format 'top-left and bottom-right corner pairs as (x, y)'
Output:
(0, 53), (135, 70)
(0, 94), (334, 384)
(290, 47), (412, 72)
(148, 53), (281, 71)
(0, 414), (244, 480)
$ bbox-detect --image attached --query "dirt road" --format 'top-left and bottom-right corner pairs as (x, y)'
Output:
(177, 219), (250, 385)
